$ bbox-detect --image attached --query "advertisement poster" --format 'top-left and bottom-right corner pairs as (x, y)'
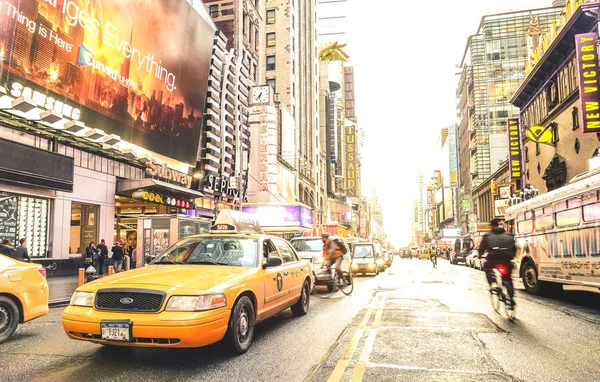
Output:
(243, 205), (313, 228)
(507, 118), (522, 181)
(0, 0), (214, 164)
(0, 192), (18, 245)
(494, 199), (510, 217)
(575, 33), (600, 133)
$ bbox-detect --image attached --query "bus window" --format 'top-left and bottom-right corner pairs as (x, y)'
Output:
(568, 198), (582, 208)
(554, 200), (567, 212)
(517, 220), (533, 234)
(583, 202), (600, 222)
(535, 214), (553, 230)
(556, 209), (580, 227)
(582, 191), (598, 204)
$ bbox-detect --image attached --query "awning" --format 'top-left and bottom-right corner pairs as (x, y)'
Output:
(116, 179), (204, 199)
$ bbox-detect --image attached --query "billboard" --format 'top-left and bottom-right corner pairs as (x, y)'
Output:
(0, 0), (214, 164)
(345, 122), (358, 197)
(242, 205), (313, 228)
(344, 66), (355, 118)
(448, 125), (457, 184)
(575, 33), (600, 133)
(507, 119), (522, 181)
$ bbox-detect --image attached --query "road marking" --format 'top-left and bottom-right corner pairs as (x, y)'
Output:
(326, 360), (348, 382)
(367, 362), (478, 374)
(359, 309), (373, 328)
(371, 294), (387, 328)
(350, 362), (367, 382)
(342, 329), (364, 359)
(359, 329), (377, 361)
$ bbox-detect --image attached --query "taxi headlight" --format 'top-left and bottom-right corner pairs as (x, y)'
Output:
(351, 263), (359, 269)
(165, 294), (227, 311)
(70, 291), (94, 307)
(368, 263), (376, 268)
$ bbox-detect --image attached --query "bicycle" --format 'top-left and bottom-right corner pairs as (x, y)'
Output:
(489, 264), (516, 321)
(314, 264), (353, 298)
(431, 255), (438, 268)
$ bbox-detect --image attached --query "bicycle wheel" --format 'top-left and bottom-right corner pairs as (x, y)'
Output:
(489, 287), (501, 313)
(503, 287), (516, 321)
(339, 271), (353, 295)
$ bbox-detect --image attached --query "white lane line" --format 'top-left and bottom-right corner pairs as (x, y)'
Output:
(367, 362), (479, 374)
(359, 329), (377, 362)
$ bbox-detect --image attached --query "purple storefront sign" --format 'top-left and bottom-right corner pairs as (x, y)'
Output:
(507, 118), (522, 181)
(575, 33), (600, 133)
(242, 206), (313, 228)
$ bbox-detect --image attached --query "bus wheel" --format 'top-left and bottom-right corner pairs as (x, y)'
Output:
(522, 262), (541, 295)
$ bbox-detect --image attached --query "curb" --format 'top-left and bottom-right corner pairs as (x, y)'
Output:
(49, 299), (70, 308)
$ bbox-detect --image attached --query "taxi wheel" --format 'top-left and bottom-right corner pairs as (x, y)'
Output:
(226, 296), (255, 354)
(0, 296), (19, 344)
(291, 280), (310, 316)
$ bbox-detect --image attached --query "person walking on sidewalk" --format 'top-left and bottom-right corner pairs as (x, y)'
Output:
(97, 239), (108, 276)
(15, 238), (30, 262)
(0, 239), (16, 259)
(111, 242), (124, 273)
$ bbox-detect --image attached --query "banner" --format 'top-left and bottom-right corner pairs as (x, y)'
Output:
(0, 0), (214, 164)
(344, 67), (355, 118)
(575, 33), (600, 133)
(507, 118), (522, 181)
(448, 124), (457, 185)
(345, 123), (358, 197)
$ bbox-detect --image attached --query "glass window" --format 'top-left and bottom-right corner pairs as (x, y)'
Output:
(353, 245), (374, 258)
(267, 9), (275, 24)
(263, 239), (278, 259)
(267, 78), (275, 91)
(272, 238), (297, 263)
(152, 237), (258, 267)
(535, 215), (553, 230)
(568, 198), (581, 208)
(291, 238), (322, 252)
(518, 220), (533, 234)
(70, 203), (99, 255)
(583, 203), (600, 222)
(556, 209), (580, 227)
(209, 5), (219, 18)
(266, 55), (275, 70)
(266, 32), (275, 47)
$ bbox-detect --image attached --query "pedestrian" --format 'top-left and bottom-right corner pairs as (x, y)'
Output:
(0, 239), (16, 259)
(131, 247), (137, 269)
(111, 242), (124, 273)
(15, 238), (30, 262)
(97, 239), (109, 276)
(85, 242), (96, 267)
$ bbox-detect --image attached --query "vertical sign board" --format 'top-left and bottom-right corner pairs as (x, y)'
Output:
(448, 125), (458, 185)
(344, 67), (356, 118)
(575, 33), (600, 133)
(345, 124), (358, 197)
(258, 108), (269, 193)
(507, 119), (522, 181)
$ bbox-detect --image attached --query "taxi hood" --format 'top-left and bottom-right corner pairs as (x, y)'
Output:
(86, 265), (257, 293)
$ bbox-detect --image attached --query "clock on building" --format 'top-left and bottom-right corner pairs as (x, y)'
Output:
(251, 86), (271, 105)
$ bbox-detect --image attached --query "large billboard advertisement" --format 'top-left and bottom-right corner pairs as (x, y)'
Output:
(575, 33), (600, 133)
(507, 118), (522, 181)
(242, 205), (313, 228)
(0, 0), (214, 164)
(448, 124), (457, 185)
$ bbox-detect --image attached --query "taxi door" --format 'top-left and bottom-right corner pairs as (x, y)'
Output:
(271, 238), (305, 305)
(261, 239), (291, 316)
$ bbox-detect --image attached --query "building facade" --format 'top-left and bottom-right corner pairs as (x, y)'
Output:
(456, 7), (562, 232)
(317, 0), (349, 45)
(511, 0), (600, 194)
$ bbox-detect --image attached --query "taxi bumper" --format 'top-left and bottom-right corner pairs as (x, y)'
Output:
(62, 306), (231, 348)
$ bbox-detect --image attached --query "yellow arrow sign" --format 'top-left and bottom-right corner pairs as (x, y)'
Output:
(526, 125), (553, 143)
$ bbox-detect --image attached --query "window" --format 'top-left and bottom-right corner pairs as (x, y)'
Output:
(267, 9), (275, 24)
(525, 146), (529, 162)
(556, 209), (580, 227)
(517, 220), (533, 234)
(272, 238), (298, 263)
(267, 78), (276, 91)
(552, 123), (559, 144)
(209, 5), (219, 18)
(572, 107), (579, 130)
(70, 203), (99, 255)
(266, 55), (275, 70)
(263, 239), (278, 259)
(266, 32), (275, 47)
(583, 203), (600, 222)
(534, 211), (553, 230)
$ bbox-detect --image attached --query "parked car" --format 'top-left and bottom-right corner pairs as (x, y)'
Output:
(401, 249), (412, 259)
(466, 250), (478, 268)
(410, 246), (420, 257)
(473, 250), (486, 270)
(351, 243), (382, 276)
(0, 255), (49, 343)
(452, 236), (474, 265)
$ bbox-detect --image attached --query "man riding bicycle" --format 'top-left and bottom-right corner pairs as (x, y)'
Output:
(430, 246), (438, 266)
(321, 234), (347, 285)
(479, 218), (516, 305)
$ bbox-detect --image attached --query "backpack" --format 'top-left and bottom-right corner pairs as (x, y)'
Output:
(486, 233), (516, 260)
(333, 238), (348, 254)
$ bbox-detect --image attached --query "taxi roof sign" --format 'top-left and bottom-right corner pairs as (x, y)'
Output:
(210, 210), (263, 234)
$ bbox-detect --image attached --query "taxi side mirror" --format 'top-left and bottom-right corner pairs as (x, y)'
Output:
(263, 256), (283, 269)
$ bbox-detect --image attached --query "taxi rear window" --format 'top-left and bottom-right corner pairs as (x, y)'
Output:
(152, 237), (259, 267)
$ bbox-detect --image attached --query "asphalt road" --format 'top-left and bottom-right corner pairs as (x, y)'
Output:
(2, 258), (600, 382)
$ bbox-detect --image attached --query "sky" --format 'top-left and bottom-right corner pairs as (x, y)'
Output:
(345, 0), (560, 247)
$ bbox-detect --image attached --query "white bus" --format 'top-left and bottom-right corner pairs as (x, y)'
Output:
(505, 169), (600, 295)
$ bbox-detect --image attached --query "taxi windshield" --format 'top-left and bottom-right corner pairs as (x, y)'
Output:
(151, 237), (259, 267)
(353, 245), (374, 258)
(291, 239), (323, 252)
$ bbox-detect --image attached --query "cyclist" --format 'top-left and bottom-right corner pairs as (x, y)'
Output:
(430, 246), (438, 267)
(322, 234), (347, 285)
(479, 218), (516, 306)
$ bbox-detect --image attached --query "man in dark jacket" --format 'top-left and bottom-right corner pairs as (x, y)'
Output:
(0, 239), (16, 259)
(111, 243), (124, 273)
(15, 238), (30, 262)
(479, 218), (516, 303)
(97, 239), (109, 275)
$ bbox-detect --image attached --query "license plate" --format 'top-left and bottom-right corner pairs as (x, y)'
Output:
(101, 321), (131, 342)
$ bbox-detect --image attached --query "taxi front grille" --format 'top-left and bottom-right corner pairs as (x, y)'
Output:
(95, 289), (165, 312)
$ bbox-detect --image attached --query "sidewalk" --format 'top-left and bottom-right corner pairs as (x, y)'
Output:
(48, 276), (79, 305)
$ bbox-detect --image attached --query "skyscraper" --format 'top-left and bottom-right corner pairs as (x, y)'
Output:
(317, 0), (349, 45)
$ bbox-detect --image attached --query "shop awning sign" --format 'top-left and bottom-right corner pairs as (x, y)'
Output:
(575, 33), (600, 133)
(525, 125), (553, 143)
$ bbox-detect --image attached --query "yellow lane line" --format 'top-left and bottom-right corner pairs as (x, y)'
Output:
(359, 309), (373, 328)
(342, 329), (364, 360)
(371, 294), (387, 328)
(350, 362), (367, 382)
(326, 360), (349, 382)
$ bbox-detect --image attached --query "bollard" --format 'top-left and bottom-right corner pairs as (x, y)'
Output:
(124, 255), (130, 271)
(78, 268), (85, 286)
(108, 265), (115, 275)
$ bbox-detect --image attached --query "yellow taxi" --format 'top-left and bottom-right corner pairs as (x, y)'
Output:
(62, 210), (313, 354)
(0, 254), (49, 343)
(419, 247), (431, 259)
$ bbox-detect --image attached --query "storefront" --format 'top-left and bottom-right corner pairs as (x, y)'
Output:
(241, 203), (313, 238)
